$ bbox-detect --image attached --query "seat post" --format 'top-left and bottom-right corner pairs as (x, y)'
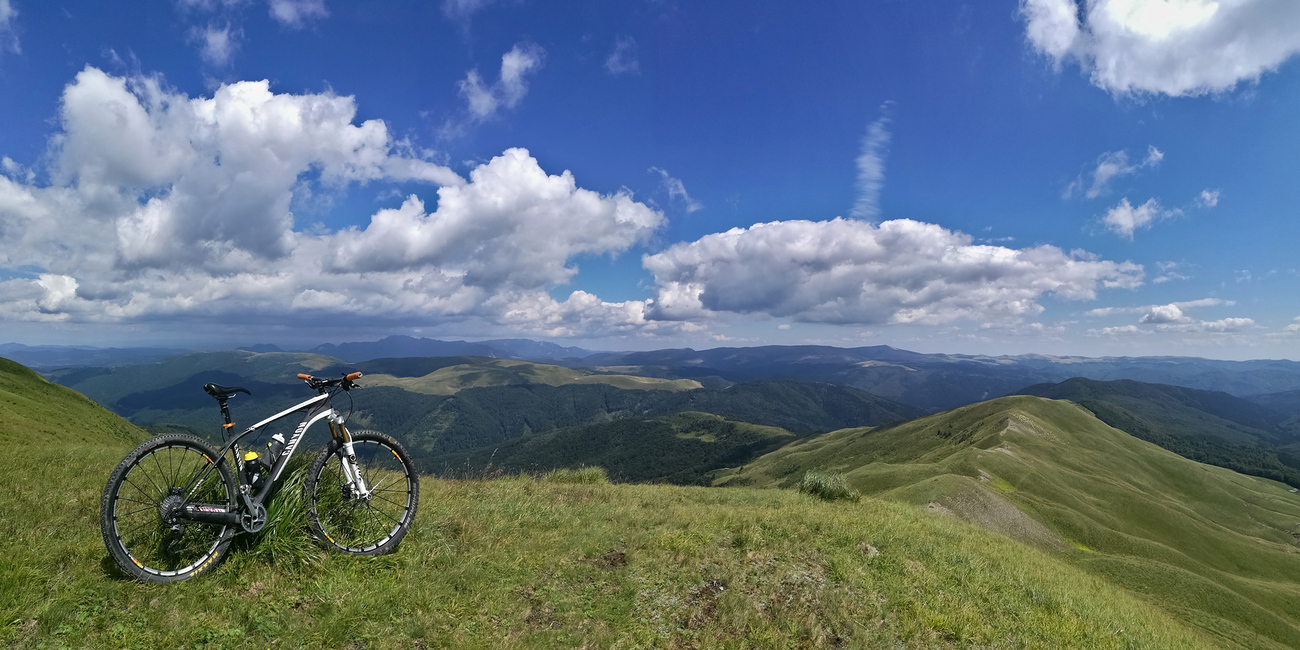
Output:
(218, 399), (234, 433)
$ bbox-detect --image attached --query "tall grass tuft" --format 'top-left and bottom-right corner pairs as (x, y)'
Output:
(235, 456), (323, 568)
(798, 470), (859, 502)
(543, 466), (609, 484)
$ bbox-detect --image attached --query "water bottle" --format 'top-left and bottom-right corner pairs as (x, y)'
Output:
(265, 433), (287, 466)
(243, 450), (266, 489)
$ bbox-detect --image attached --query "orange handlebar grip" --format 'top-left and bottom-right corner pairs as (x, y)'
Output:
(345, 371), (362, 381)
(297, 373), (311, 380)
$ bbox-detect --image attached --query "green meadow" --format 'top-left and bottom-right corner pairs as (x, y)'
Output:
(0, 356), (1214, 648)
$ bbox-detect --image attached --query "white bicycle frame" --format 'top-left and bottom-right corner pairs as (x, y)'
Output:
(181, 389), (370, 522)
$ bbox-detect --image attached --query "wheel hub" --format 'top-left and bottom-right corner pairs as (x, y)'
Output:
(159, 494), (186, 525)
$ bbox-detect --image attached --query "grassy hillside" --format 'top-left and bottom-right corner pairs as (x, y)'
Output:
(0, 357), (144, 446)
(1017, 377), (1300, 486)
(722, 396), (1300, 649)
(0, 355), (1214, 648)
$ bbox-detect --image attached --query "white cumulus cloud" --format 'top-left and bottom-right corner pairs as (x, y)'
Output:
(1021, 0), (1300, 97)
(1139, 302), (1190, 324)
(642, 217), (1143, 326)
(0, 68), (675, 338)
(1197, 188), (1220, 208)
(1101, 196), (1177, 239)
(1100, 298), (1252, 333)
(331, 148), (664, 288)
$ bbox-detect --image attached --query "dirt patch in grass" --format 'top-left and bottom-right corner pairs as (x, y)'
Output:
(581, 549), (627, 570)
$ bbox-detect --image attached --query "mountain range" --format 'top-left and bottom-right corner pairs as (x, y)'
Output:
(14, 337), (1300, 415)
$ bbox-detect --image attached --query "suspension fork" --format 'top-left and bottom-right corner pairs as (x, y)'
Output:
(327, 413), (370, 499)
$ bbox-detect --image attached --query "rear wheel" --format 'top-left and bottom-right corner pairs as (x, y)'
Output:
(304, 430), (418, 555)
(100, 433), (238, 583)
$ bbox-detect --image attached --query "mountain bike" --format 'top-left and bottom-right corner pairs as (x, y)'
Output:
(99, 371), (419, 583)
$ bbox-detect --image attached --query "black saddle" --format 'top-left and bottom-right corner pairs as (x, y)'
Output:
(204, 383), (251, 400)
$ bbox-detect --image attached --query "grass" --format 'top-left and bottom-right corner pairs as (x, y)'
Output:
(723, 395), (1300, 649)
(235, 458), (323, 569)
(798, 471), (859, 502)
(0, 355), (1216, 648)
(542, 466), (609, 485)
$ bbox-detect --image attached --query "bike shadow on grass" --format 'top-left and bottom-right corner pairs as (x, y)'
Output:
(100, 555), (134, 582)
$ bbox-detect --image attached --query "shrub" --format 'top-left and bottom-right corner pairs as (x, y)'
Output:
(798, 471), (859, 502)
(543, 466), (609, 485)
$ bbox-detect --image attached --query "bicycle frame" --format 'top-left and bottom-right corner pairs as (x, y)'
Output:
(177, 390), (370, 530)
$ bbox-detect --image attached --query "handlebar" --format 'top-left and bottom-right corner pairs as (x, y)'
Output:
(298, 371), (363, 392)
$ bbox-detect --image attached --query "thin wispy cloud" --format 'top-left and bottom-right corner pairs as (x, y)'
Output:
(441, 0), (501, 23)
(443, 42), (545, 137)
(850, 102), (893, 220)
(0, 0), (19, 55)
(1153, 261), (1191, 284)
(649, 167), (702, 213)
(192, 24), (240, 66)
(267, 0), (328, 28)
(605, 36), (640, 76)
(177, 0), (326, 66)
(1064, 145), (1162, 199)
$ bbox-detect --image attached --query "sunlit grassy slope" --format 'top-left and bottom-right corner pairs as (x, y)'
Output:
(360, 357), (702, 395)
(721, 395), (1300, 649)
(0, 356), (1214, 648)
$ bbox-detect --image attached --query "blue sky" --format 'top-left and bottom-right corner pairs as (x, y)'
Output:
(0, 0), (1298, 359)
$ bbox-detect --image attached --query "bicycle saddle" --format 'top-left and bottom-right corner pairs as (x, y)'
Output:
(203, 383), (252, 400)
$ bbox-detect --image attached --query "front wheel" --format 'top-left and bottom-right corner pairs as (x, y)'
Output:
(100, 433), (238, 583)
(304, 430), (419, 555)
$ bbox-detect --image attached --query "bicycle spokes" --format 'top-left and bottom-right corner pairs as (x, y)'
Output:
(309, 438), (415, 553)
(111, 443), (233, 576)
